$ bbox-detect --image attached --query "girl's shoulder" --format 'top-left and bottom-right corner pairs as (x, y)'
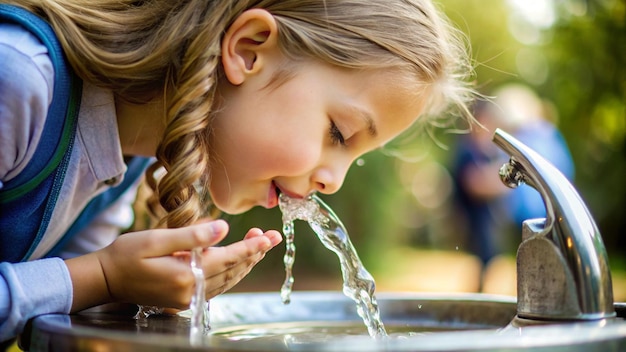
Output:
(0, 22), (54, 102)
(0, 22), (54, 183)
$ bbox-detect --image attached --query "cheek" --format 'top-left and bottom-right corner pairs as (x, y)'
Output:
(214, 83), (324, 178)
(213, 117), (321, 180)
(251, 136), (321, 177)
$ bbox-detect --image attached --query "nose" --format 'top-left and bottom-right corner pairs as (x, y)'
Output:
(310, 160), (351, 195)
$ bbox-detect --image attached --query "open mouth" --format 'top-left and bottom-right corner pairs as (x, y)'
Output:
(272, 182), (307, 202)
(266, 181), (282, 209)
(275, 183), (282, 197)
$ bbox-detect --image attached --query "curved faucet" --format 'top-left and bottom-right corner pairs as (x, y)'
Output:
(492, 129), (614, 321)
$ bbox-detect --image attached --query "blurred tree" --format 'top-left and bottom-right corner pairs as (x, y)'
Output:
(439, 0), (625, 257)
(440, 0), (523, 89)
(537, 0), (626, 256)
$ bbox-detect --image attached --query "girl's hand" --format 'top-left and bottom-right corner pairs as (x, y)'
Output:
(66, 220), (282, 312)
(200, 227), (282, 299)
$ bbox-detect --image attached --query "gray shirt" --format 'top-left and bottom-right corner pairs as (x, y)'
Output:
(0, 21), (141, 340)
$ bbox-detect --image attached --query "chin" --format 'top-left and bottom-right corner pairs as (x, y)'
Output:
(222, 208), (248, 215)
(209, 188), (257, 215)
(214, 201), (253, 216)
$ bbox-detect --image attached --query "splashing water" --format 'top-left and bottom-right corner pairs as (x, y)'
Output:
(134, 247), (209, 344)
(189, 247), (210, 341)
(133, 305), (164, 322)
(278, 193), (387, 339)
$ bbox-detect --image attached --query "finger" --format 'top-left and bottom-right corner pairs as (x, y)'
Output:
(205, 251), (268, 298)
(244, 229), (283, 246)
(201, 232), (279, 276)
(262, 230), (283, 247)
(202, 231), (282, 298)
(193, 218), (213, 225)
(141, 220), (229, 257)
(243, 228), (264, 240)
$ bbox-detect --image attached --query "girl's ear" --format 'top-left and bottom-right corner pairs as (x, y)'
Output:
(221, 9), (279, 86)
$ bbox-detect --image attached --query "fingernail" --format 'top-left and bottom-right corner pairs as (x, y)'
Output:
(269, 233), (283, 246)
(209, 220), (226, 236)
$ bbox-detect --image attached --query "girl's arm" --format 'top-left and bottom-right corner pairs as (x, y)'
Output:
(67, 220), (282, 312)
(0, 259), (73, 342)
(0, 22), (63, 342)
(1, 220), (281, 341)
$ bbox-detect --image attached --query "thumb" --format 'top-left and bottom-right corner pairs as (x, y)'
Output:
(143, 220), (229, 256)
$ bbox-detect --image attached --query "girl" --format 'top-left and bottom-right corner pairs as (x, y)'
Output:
(0, 0), (474, 342)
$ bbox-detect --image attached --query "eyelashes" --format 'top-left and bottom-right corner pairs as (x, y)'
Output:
(329, 121), (346, 146)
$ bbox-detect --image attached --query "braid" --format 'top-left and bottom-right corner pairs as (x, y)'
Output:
(151, 3), (238, 228)
(154, 53), (220, 228)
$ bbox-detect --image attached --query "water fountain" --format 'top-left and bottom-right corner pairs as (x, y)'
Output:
(20, 129), (626, 351)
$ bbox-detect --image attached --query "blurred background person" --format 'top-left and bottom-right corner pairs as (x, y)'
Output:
(449, 83), (575, 291)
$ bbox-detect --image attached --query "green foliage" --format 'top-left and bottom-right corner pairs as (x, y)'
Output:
(441, 0), (626, 254)
(539, 1), (626, 251)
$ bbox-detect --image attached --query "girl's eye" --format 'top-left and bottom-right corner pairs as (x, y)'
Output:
(329, 121), (346, 146)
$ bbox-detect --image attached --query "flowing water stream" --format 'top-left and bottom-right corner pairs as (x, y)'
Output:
(278, 193), (387, 338)
(137, 193), (385, 342)
(135, 247), (209, 344)
(189, 247), (209, 342)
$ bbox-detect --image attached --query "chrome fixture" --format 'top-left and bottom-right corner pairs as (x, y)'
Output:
(493, 128), (614, 321)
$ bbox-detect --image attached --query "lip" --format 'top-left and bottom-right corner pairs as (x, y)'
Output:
(268, 181), (303, 208)
(267, 182), (279, 209)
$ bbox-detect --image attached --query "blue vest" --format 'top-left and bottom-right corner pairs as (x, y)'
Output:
(0, 4), (151, 262)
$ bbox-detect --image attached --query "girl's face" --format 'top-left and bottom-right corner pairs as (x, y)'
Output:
(210, 61), (426, 215)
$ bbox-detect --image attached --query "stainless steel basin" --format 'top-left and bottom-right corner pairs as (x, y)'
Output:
(22, 291), (626, 351)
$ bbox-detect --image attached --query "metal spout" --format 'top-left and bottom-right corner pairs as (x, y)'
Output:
(492, 128), (614, 321)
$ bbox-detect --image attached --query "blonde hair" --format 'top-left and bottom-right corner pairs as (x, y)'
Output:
(6, 0), (474, 228)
